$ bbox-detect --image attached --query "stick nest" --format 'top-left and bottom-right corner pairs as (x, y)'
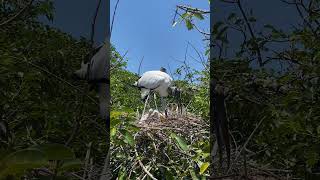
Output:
(135, 106), (208, 139)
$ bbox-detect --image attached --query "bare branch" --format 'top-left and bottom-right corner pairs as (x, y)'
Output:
(11, 56), (98, 104)
(138, 56), (144, 76)
(90, 0), (103, 46)
(227, 116), (267, 173)
(236, 0), (263, 67)
(176, 5), (210, 14)
(221, 0), (237, 4)
(111, 0), (120, 35)
(0, 0), (34, 27)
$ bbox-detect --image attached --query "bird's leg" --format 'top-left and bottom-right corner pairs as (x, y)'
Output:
(153, 93), (158, 110)
(161, 97), (168, 118)
(141, 93), (150, 119)
(178, 91), (182, 115)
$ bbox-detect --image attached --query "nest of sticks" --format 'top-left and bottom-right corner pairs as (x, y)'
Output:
(131, 104), (293, 179)
(130, 104), (210, 177)
(135, 103), (208, 141)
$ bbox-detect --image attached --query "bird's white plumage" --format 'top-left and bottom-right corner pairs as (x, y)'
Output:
(136, 70), (173, 98)
(135, 70), (173, 118)
(74, 42), (109, 119)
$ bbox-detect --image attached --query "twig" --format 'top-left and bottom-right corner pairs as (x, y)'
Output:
(121, 49), (129, 59)
(137, 125), (184, 131)
(226, 116), (266, 173)
(243, 150), (248, 180)
(138, 56), (144, 76)
(187, 41), (207, 68)
(176, 5), (210, 14)
(167, 63), (175, 81)
(68, 172), (87, 180)
(175, 11), (210, 36)
(111, 0), (120, 35)
(99, 149), (111, 180)
(90, 0), (102, 45)
(248, 164), (282, 180)
(135, 148), (158, 180)
(236, 0), (263, 67)
(12, 56), (98, 104)
(87, 116), (109, 135)
(0, 0), (34, 27)
(209, 173), (239, 179)
(83, 142), (92, 179)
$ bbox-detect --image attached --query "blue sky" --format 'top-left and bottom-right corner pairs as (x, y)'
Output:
(110, 0), (209, 74)
(43, 0), (299, 75)
(44, 0), (209, 76)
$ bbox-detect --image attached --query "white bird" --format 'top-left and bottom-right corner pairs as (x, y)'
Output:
(134, 67), (181, 118)
(73, 40), (110, 119)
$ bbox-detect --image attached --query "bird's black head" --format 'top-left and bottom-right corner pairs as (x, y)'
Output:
(168, 86), (181, 97)
(168, 86), (183, 114)
(160, 67), (167, 73)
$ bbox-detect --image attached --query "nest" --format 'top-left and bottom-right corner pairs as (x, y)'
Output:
(132, 104), (209, 175)
(135, 104), (208, 138)
(131, 105), (292, 179)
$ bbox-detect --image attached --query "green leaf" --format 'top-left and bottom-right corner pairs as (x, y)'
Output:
(227, 13), (236, 21)
(33, 143), (75, 160)
(123, 131), (135, 146)
(199, 162), (209, 175)
(189, 169), (199, 180)
(118, 169), (127, 180)
(170, 133), (188, 151)
(216, 26), (228, 39)
(317, 125), (320, 135)
(205, 49), (210, 56)
(248, 17), (256, 22)
(59, 159), (82, 172)
(0, 149), (47, 178)
(165, 168), (175, 180)
(213, 21), (224, 34)
(37, 0), (55, 21)
(194, 13), (204, 20)
(111, 127), (117, 137)
(306, 150), (319, 167)
(185, 19), (194, 30)
(264, 24), (275, 30)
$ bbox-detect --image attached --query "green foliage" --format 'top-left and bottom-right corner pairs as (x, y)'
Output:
(208, 1), (320, 177)
(0, 149), (47, 178)
(0, 143), (80, 178)
(0, 1), (120, 178)
(171, 133), (189, 151)
(32, 143), (76, 160)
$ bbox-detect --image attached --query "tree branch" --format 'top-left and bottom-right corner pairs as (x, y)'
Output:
(90, 0), (102, 46)
(236, 0), (263, 67)
(0, 0), (34, 27)
(111, 0), (120, 35)
(176, 5), (210, 14)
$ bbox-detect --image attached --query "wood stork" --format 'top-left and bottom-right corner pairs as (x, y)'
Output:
(73, 41), (109, 119)
(134, 67), (181, 118)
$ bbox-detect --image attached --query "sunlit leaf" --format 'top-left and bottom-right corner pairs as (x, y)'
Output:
(199, 162), (209, 175)
(123, 131), (135, 146)
(194, 13), (204, 20)
(185, 19), (194, 30)
(170, 133), (188, 151)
